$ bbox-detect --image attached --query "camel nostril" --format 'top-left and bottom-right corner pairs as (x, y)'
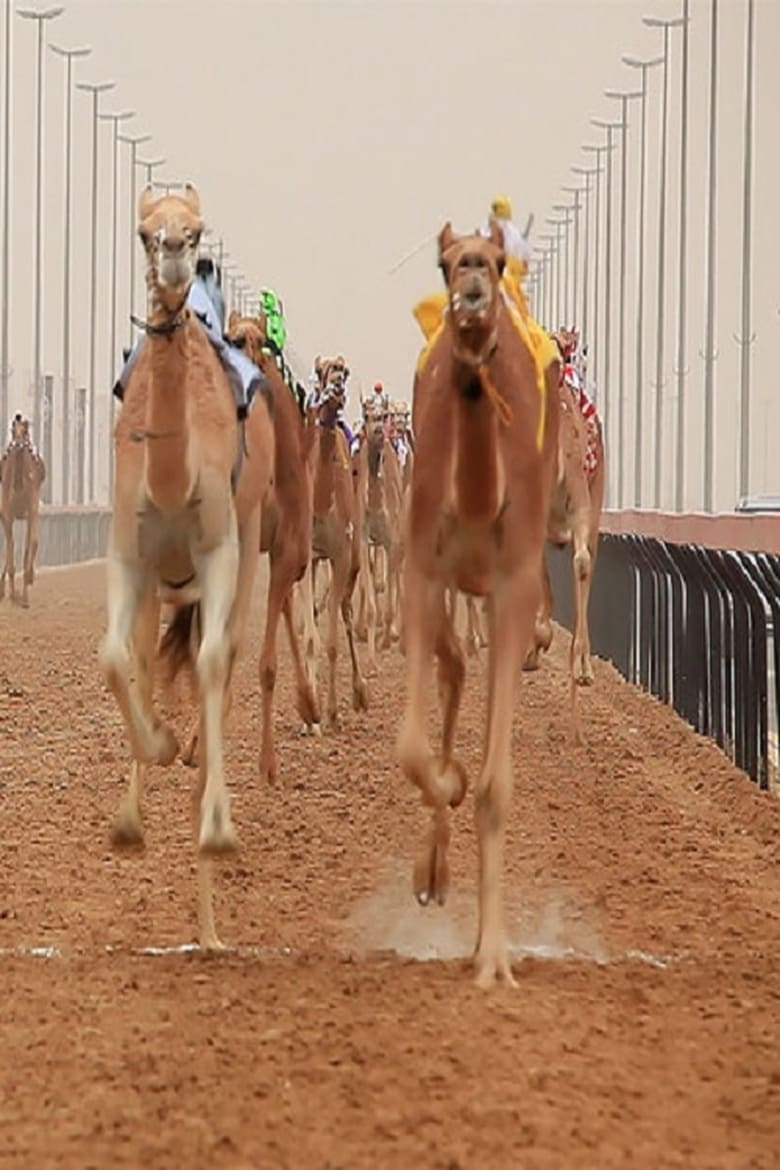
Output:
(162, 237), (185, 256)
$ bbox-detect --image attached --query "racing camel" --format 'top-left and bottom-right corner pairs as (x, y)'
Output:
(398, 222), (560, 988)
(0, 413), (46, 607)
(99, 185), (275, 949)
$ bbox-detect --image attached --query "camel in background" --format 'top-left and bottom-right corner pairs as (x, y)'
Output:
(99, 185), (275, 950)
(0, 413), (46, 607)
(304, 355), (368, 727)
(524, 328), (605, 724)
(398, 222), (560, 988)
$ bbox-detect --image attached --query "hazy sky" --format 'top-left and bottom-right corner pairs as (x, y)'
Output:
(2, 0), (778, 509)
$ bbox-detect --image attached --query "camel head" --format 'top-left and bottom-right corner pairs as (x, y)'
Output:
(362, 396), (388, 447)
(551, 327), (578, 361)
(226, 311), (268, 365)
(438, 222), (505, 343)
(9, 412), (30, 447)
(137, 184), (204, 313)
(313, 354), (350, 423)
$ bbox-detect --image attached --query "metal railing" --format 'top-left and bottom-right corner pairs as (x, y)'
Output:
(547, 514), (780, 791)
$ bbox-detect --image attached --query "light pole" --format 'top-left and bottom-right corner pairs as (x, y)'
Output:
(545, 219), (564, 327)
(118, 132), (151, 349)
(552, 205), (573, 324)
(50, 42), (91, 505)
(674, 0), (690, 512)
(737, 0), (755, 500)
(17, 4), (63, 455)
(561, 185), (583, 334)
(644, 14), (687, 510)
(592, 118), (621, 500)
(702, 0), (718, 512)
(623, 53), (663, 507)
(77, 78), (115, 503)
(137, 155), (165, 186)
(605, 88), (642, 506)
(1, 0), (13, 438)
(571, 164), (598, 358)
(583, 142), (613, 389)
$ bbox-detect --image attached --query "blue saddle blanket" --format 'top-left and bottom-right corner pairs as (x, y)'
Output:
(113, 281), (265, 414)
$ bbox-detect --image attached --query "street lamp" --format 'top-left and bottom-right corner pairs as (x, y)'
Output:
(571, 164), (599, 355)
(136, 155), (165, 185)
(605, 88), (642, 506)
(737, 0), (755, 500)
(644, 14), (687, 509)
(118, 132), (151, 348)
(50, 41), (91, 505)
(552, 204), (574, 325)
(17, 4), (63, 459)
(561, 184), (584, 335)
(592, 118), (622, 501)
(76, 78), (115, 503)
(583, 141), (613, 390)
(674, 0), (691, 511)
(702, 0), (719, 512)
(545, 218), (565, 327)
(622, 53), (663, 507)
(1, 0), (13, 438)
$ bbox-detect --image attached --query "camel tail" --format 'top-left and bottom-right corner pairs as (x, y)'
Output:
(158, 603), (200, 683)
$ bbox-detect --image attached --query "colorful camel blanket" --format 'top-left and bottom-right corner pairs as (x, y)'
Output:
(412, 278), (558, 453)
(563, 363), (601, 482)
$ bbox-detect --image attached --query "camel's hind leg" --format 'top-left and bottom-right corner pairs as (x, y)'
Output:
(473, 570), (539, 990)
(341, 562), (369, 715)
(191, 713), (223, 951)
(360, 538), (379, 674)
(282, 589), (320, 728)
(100, 554), (179, 766)
(297, 560), (321, 730)
(111, 584), (162, 849)
(259, 551), (301, 783)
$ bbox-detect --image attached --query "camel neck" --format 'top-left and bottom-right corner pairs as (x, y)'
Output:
(454, 366), (502, 524)
(144, 325), (193, 512)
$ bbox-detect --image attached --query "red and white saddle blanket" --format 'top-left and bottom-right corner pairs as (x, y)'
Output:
(563, 363), (600, 481)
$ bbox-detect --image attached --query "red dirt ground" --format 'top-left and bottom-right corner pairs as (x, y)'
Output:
(1, 562), (779, 1170)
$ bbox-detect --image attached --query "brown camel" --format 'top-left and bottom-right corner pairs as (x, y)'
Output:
(99, 184), (275, 950)
(524, 327), (605, 713)
(304, 354), (368, 726)
(397, 222), (560, 988)
(226, 311), (319, 773)
(356, 395), (404, 672)
(0, 413), (46, 607)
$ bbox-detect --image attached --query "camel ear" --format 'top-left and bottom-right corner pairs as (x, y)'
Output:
(138, 184), (156, 221)
(438, 221), (456, 262)
(181, 182), (201, 215)
(489, 221), (503, 250)
(227, 310), (240, 333)
(314, 355), (323, 374)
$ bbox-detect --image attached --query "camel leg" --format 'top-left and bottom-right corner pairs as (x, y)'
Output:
(22, 507), (40, 605)
(473, 570), (538, 990)
(194, 521), (240, 856)
(523, 557), (554, 672)
(361, 539), (379, 674)
(190, 711), (222, 950)
(380, 541), (396, 651)
(258, 553), (295, 784)
(0, 515), (13, 601)
(325, 555), (344, 728)
(341, 568), (369, 714)
(570, 516), (594, 688)
(100, 554), (178, 766)
(298, 561), (321, 732)
(397, 567), (466, 878)
(282, 591), (320, 727)
(111, 584), (162, 848)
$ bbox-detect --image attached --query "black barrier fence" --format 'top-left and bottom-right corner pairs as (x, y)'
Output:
(546, 535), (780, 791)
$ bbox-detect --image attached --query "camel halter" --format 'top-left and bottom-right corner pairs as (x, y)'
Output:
(452, 332), (513, 430)
(130, 287), (190, 339)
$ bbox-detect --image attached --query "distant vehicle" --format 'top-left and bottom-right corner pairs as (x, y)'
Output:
(734, 495), (780, 514)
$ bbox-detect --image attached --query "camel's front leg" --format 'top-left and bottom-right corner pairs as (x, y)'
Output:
(340, 562), (369, 714)
(570, 514), (594, 688)
(360, 536), (378, 673)
(22, 507), (40, 602)
(297, 559), (321, 728)
(523, 557), (554, 672)
(112, 584), (162, 848)
(194, 523), (240, 856)
(282, 590), (320, 729)
(258, 552), (293, 783)
(473, 569), (538, 990)
(1, 515), (15, 602)
(100, 554), (178, 766)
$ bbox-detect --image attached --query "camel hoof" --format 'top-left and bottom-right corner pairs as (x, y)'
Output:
(474, 950), (517, 990)
(19, 596), (30, 610)
(180, 737), (199, 768)
(152, 725), (179, 767)
(199, 806), (238, 856)
(353, 680), (369, 713)
(110, 809), (145, 851)
(573, 657), (595, 687)
(24, 568), (34, 586)
(296, 687), (319, 728)
(413, 845), (450, 907)
(260, 754), (278, 784)
(199, 934), (228, 953)
(522, 649), (541, 672)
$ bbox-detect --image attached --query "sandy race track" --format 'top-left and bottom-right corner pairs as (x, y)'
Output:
(1, 562), (779, 1169)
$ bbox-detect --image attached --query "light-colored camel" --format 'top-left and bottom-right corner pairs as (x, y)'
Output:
(0, 414), (46, 607)
(397, 222), (560, 988)
(355, 395), (404, 672)
(524, 327), (605, 715)
(99, 184), (275, 950)
(304, 355), (368, 726)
